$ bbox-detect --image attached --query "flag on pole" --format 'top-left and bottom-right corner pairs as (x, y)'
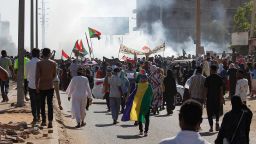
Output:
(85, 32), (93, 55)
(61, 50), (69, 59)
(88, 27), (101, 40)
(72, 40), (88, 57)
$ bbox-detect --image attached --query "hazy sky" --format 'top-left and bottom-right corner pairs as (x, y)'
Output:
(0, 0), (137, 58)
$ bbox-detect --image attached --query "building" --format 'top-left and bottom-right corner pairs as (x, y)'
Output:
(0, 14), (10, 39)
(0, 14), (16, 55)
(135, 0), (248, 44)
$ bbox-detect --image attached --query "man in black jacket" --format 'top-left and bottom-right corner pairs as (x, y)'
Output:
(215, 96), (253, 144)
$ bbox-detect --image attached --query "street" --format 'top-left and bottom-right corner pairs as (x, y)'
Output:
(60, 91), (221, 144)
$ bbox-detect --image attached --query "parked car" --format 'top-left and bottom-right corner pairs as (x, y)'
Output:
(176, 84), (184, 105)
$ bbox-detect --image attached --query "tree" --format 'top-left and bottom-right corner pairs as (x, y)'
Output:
(233, 0), (254, 33)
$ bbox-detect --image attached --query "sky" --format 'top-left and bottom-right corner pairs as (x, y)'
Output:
(0, 0), (143, 58)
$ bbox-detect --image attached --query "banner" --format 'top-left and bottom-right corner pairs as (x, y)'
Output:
(119, 44), (145, 55)
(148, 43), (165, 55)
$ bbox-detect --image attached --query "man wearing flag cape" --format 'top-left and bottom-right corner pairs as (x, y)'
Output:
(122, 73), (153, 137)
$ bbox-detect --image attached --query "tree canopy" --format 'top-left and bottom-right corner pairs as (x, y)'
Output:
(233, 0), (254, 33)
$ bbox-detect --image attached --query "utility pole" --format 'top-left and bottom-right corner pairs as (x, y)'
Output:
(17, 0), (25, 107)
(35, 0), (38, 49)
(42, 0), (46, 48)
(195, 0), (201, 56)
(30, 0), (34, 51)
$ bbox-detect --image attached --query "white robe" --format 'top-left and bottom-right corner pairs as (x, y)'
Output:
(66, 76), (92, 122)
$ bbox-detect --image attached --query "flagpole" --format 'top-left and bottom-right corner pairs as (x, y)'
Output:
(89, 37), (94, 59)
(85, 32), (92, 60)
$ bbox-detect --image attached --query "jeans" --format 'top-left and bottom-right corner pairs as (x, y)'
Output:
(40, 89), (54, 122)
(24, 79), (28, 96)
(207, 104), (220, 127)
(109, 97), (121, 121)
(139, 111), (150, 133)
(1, 79), (9, 101)
(105, 93), (110, 110)
(29, 88), (41, 121)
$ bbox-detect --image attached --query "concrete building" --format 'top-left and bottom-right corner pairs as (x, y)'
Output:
(135, 0), (248, 44)
(0, 14), (16, 55)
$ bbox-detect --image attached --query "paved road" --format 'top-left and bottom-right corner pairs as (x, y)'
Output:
(59, 91), (224, 144)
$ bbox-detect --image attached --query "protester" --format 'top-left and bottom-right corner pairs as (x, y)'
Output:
(53, 70), (63, 110)
(228, 63), (237, 97)
(36, 48), (57, 128)
(108, 67), (123, 124)
(14, 53), (30, 101)
(122, 74), (153, 137)
(0, 50), (13, 102)
(160, 100), (210, 144)
(163, 69), (177, 115)
(189, 66), (206, 105)
(119, 70), (130, 113)
(150, 65), (163, 115)
(251, 63), (256, 98)
(26, 48), (41, 124)
(103, 68), (112, 112)
(69, 59), (79, 78)
(66, 67), (92, 128)
(215, 96), (253, 144)
(205, 65), (224, 132)
(235, 69), (249, 104)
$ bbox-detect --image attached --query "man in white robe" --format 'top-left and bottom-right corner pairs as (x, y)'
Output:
(66, 68), (92, 128)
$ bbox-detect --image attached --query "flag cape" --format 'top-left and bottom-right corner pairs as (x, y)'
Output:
(121, 82), (153, 123)
(88, 27), (101, 40)
(61, 50), (69, 59)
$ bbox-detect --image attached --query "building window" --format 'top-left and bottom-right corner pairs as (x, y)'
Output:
(184, 12), (191, 19)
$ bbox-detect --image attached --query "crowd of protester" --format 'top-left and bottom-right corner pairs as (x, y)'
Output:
(0, 48), (254, 144)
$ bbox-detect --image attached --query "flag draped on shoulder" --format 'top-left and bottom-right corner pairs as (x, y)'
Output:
(88, 27), (101, 40)
(72, 40), (88, 57)
(61, 50), (69, 59)
(122, 82), (153, 123)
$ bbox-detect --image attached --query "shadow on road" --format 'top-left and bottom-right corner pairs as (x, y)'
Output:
(56, 118), (80, 130)
(119, 124), (137, 128)
(154, 114), (171, 117)
(94, 110), (108, 113)
(92, 102), (106, 105)
(200, 132), (218, 136)
(95, 123), (114, 127)
(117, 134), (143, 139)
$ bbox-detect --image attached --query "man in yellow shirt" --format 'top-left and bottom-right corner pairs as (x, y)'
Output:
(14, 55), (30, 101)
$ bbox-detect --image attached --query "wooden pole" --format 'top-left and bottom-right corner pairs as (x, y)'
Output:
(17, 0), (25, 107)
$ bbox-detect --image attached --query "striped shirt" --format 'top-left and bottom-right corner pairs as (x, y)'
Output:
(189, 74), (206, 100)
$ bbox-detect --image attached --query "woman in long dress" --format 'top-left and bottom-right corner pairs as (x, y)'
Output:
(66, 68), (92, 128)
(149, 65), (163, 115)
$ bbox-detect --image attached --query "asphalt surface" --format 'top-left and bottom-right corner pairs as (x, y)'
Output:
(59, 91), (224, 144)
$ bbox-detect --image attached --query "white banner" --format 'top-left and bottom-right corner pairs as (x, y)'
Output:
(231, 32), (248, 45)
